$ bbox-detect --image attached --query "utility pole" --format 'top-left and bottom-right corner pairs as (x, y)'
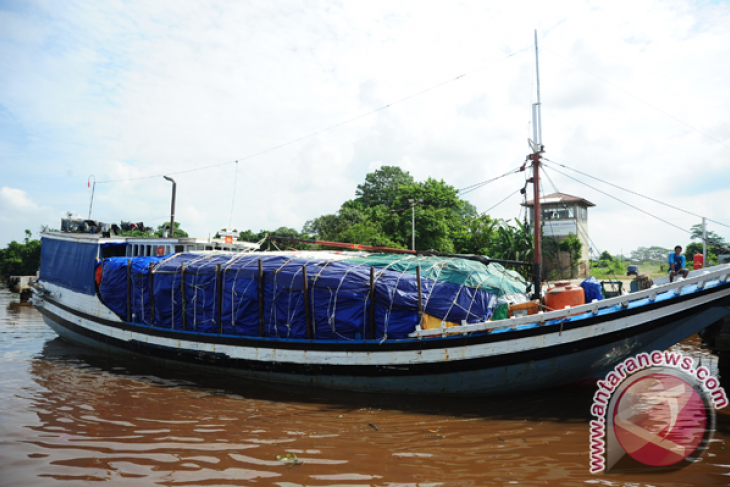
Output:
(407, 198), (423, 251)
(411, 203), (415, 251)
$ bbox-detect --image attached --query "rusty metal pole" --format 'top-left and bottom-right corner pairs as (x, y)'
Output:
(149, 262), (155, 326)
(369, 266), (376, 339)
(532, 153), (542, 301)
(416, 265), (423, 327)
(181, 263), (187, 331)
(302, 265), (312, 339)
(258, 259), (264, 337)
(126, 259), (132, 322)
(216, 264), (223, 334)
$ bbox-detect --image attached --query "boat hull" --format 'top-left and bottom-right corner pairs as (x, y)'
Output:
(36, 288), (730, 396)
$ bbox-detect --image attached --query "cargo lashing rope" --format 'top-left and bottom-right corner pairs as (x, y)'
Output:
(132, 251), (523, 338)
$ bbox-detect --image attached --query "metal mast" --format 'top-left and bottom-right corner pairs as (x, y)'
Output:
(529, 30), (544, 299)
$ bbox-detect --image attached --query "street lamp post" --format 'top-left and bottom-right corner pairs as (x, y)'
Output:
(163, 176), (176, 238)
(408, 198), (423, 251)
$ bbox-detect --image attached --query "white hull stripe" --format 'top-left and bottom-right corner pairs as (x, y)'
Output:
(40, 285), (730, 367)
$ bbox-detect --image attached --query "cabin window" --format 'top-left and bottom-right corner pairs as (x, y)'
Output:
(542, 206), (574, 220)
(101, 244), (126, 259)
(175, 245), (184, 253)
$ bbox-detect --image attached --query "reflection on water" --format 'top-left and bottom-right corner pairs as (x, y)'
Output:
(2, 284), (730, 486)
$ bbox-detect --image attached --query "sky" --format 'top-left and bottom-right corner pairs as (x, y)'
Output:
(1, 0), (729, 257)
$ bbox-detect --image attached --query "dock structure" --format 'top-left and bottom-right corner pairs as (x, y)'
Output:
(8, 275), (37, 300)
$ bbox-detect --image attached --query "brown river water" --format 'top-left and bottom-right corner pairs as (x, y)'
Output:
(1, 283), (730, 486)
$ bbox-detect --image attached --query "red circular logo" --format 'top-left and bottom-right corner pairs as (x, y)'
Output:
(613, 373), (706, 466)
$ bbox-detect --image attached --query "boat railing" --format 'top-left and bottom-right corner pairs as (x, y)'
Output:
(409, 264), (730, 338)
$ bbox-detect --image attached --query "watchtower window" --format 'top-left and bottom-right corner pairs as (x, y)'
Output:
(541, 206), (574, 220)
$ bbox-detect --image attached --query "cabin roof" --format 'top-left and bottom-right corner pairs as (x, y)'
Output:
(521, 192), (596, 207)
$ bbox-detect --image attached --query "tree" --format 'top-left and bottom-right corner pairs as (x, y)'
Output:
(684, 242), (719, 266)
(0, 234), (42, 278)
(355, 166), (414, 208)
(558, 232), (583, 276)
(453, 214), (499, 255)
(690, 224), (727, 246)
(630, 246), (670, 263)
(689, 224), (729, 258)
(599, 250), (613, 262)
(155, 222), (189, 238)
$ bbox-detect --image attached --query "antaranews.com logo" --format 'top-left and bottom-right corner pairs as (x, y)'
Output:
(589, 350), (727, 474)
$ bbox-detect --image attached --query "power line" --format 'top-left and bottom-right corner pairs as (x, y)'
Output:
(545, 164), (730, 250)
(97, 47), (532, 184)
(543, 158), (730, 230)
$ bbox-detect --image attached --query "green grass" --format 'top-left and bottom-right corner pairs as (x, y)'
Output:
(590, 261), (666, 280)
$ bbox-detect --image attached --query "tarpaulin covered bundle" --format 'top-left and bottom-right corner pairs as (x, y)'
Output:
(99, 253), (502, 340)
(99, 256), (167, 321)
(344, 254), (527, 297)
(580, 276), (603, 302)
(39, 237), (98, 295)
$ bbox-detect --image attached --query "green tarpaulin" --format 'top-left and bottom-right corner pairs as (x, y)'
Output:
(344, 254), (527, 296)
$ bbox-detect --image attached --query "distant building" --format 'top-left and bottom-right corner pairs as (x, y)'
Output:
(522, 192), (595, 278)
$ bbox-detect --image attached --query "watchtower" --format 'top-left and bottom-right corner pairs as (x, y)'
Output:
(522, 192), (595, 278)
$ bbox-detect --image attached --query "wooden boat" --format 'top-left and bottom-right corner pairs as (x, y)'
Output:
(30, 34), (730, 395)
(29, 229), (730, 395)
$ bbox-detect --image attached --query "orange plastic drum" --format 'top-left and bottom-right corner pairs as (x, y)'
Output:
(544, 280), (585, 311)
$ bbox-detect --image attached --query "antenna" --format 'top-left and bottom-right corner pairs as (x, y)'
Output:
(87, 175), (96, 219)
(533, 29), (542, 145)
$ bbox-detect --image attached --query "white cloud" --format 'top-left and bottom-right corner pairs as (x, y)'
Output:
(0, 187), (56, 241)
(0, 0), (729, 253)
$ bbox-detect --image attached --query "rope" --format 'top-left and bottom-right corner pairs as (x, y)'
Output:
(544, 163), (730, 252)
(543, 158), (730, 231)
(458, 167), (523, 196)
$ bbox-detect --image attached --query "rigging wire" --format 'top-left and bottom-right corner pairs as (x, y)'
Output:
(457, 167), (523, 196)
(542, 158), (730, 230)
(544, 164), (730, 251)
(541, 47), (730, 152)
(480, 188), (522, 215)
(96, 47), (532, 185)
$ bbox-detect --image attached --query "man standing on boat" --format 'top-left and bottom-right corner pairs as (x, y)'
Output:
(668, 245), (689, 282)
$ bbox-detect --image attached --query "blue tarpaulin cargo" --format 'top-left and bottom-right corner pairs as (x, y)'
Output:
(99, 252), (500, 339)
